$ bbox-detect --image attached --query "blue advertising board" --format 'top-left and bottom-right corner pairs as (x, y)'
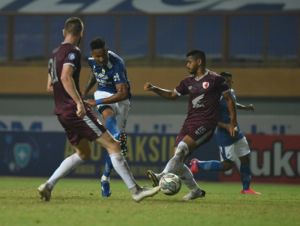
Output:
(0, 132), (219, 181)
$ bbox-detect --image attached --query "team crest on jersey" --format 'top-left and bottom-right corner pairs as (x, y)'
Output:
(188, 86), (192, 90)
(202, 82), (209, 89)
(68, 53), (76, 60)
(102, 69), (105, 74)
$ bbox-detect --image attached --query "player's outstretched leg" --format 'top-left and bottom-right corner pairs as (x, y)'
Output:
(109, 152), (160, 202)
(177, 164), (206, 200)
(37, 152), (85, 201)
(37, 183), (53, 201)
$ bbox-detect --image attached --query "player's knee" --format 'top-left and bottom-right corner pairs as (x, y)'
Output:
(174, 141), (189, 162)
(107, 139), (121, 155)
(222, 161), (234, 171)
(78, 150), (90, 161)
(239, 154), (250, 164)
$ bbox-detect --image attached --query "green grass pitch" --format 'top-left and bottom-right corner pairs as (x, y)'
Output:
(0, 177), (299, 226)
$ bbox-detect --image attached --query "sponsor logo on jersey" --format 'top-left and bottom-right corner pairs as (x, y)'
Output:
(192, 94), (205, 108)
(203, 82), (209, 89)
(68, 53), (76, 60)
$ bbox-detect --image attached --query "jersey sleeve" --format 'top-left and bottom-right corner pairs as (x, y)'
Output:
(216, 75), (230, 95)
(63, 48), (81, 71)
(112, 62), (127, 85)
(174, 78), (189, 96)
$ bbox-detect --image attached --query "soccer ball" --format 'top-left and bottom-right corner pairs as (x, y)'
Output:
(159, 173), (181, 196)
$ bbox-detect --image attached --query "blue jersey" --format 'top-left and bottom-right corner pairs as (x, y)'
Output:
(216, 89), (244, 146)
(88, 51), (131, 100)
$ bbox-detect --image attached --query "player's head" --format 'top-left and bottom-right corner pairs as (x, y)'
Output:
(186, 49), (206, 74)
(63, 17), (84, 46)
(220, 71), (234, 89)
(89, 37), (109, 67)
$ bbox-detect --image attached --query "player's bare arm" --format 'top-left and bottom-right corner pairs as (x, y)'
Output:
(82, 69), (97, 99)
(61, 65), (86, 118)
(217, 121), (230, 132)
(222, 91), (238, 137)
(144, 82), (179, 100)
(47, 75), (54, 94)
(237, 103), (255, 112)
(85, 82), (128, 107)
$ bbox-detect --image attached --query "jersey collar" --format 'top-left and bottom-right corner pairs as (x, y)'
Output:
(195, 69), (209, 81)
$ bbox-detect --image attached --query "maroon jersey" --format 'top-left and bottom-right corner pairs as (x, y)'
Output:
(48, 42), (82, 115)
(174, 70), (230, 127)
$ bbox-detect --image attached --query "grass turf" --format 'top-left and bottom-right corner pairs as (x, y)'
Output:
(0, 177), (299, 226)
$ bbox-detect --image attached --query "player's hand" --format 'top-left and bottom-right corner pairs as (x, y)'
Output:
(144, 82), (155, 91)
(230, 124), (238, 137)
(76, 103), (86, 119)
(225, 124), (231, 132)
(246, 104), (255, 112)
(83, 101), (92, 110)
(85, 99), (97, 107)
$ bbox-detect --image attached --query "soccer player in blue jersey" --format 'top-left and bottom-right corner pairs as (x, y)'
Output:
(83, 37), (131, 197)
(190, 71), (260, 194)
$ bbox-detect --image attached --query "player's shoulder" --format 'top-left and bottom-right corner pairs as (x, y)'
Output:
(183, 74), (194, 80)
(108, 51), (125, 68)
(207, 70), (221, 78)
(62, 43), (81, 53)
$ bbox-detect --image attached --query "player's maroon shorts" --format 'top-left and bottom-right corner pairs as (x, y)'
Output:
(57, 108), (107, 146)
(174, 121), (216, 148)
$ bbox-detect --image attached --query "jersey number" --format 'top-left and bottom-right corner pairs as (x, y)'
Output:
(48, 57), (58, 84)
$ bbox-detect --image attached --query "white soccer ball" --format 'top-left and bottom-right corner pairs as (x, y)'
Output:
(159, 173), (181, 196)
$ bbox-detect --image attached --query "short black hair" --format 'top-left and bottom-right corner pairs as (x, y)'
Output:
(89, 37), (107, 50)
(186, 49), (206, 68)
(220, 71), (232, 79)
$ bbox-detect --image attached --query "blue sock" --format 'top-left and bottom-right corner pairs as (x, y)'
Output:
(102, 116), (120, 179)
(106, 116), (120, 139)
(240, 163), (251, 190)
(196, 160), (223, 171)
(103, 153), (113, 178)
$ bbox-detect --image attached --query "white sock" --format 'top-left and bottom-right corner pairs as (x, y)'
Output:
(47, 153), (84, 187)
(110, 153), (136, 189)
(176, 164), (200, 192)
(164, 142), (188, 173)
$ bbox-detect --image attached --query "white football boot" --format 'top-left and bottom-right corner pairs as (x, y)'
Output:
(182, 188), (206, 200)
(37, 183), (53, 201)
(131, 185), (161, 203)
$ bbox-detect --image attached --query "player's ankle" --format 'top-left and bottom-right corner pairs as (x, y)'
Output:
(101, 175), (110, 182)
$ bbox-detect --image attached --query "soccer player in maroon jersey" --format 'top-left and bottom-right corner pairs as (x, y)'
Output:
(37, 17), (160, 202)
(145, 49), (238, 200)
